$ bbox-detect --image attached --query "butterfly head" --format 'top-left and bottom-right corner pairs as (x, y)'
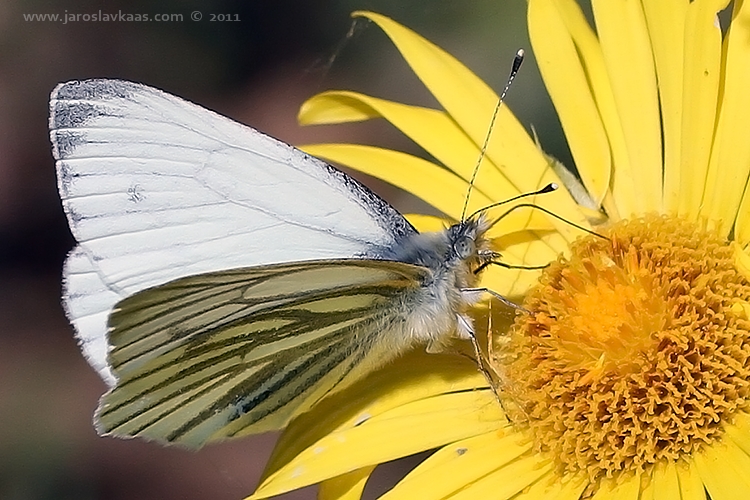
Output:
(447, 215), (497, 276)
(381, 215), (492, 281)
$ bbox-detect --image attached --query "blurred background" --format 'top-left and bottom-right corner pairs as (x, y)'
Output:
(0, 0), (581, 498)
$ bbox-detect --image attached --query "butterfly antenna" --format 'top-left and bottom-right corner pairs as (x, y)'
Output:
(467, 182), (558, 222)
(487, 202), (609, 240)
(460, 49), (525, 222)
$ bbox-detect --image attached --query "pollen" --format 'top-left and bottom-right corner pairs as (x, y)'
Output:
(492, 215), (750, 482)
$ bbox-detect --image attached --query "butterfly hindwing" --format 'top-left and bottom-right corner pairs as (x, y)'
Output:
(97, 259), (430, 448)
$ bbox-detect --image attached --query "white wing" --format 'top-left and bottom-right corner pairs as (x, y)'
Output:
(50, 79), (415, 385)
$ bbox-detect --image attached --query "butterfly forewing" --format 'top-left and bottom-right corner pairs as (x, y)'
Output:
(50, 79), (416, 384)
(98, 259), (430, 448)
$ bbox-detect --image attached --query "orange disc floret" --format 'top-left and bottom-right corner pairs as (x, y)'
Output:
(493, 215), (750, 484)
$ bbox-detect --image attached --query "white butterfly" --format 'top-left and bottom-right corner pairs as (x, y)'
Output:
(50, 79), (513, 448)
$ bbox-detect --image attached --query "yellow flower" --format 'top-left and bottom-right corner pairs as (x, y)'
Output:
(251, 1), (750, 498)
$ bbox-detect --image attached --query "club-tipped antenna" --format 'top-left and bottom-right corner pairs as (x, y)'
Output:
(486, 202), (609, 241)
(460, 48), (525, 222)
(467, 182), (558, 221)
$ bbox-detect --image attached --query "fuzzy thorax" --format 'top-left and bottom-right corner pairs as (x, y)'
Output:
(383, 216), (493, 348)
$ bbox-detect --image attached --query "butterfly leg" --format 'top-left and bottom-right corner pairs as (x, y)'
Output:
(459, 286), (536, 417)
(460, 287), (529, 314)
(457, 312), (507, 412)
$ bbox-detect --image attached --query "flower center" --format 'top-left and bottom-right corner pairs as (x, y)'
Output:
(491, 214), (750, 481)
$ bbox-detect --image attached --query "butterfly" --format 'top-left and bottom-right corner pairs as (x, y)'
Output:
(50, 79), (540, 448)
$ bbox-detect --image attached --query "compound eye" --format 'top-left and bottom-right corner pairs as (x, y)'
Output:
(454, 236), (475, 259)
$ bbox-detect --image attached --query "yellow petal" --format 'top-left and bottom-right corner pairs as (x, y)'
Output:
(734, 186), (750, 248)
(300, 91), (522, 205)
(676, 460), (707, 500)
(640, 475), (655, 500)
(528, 0), (611, 207)
(640, 461), (682, 500)
(647, 460), (681, 500)
(300, 143), (492, 220)
(592, 0), (662, 214)
(255, 390), (505, 498)
(350, 12), (540, 189)
(301, 92), (577, 239)
(642, 0), (689, 213)
(482, 203), (569, 262)
(298, 91), (380, 124)
(677, 0), (729, 219)
(259, 352), (485, 493)
(352, 11), (587, 236)
(703, 0), (750, 236)
(732, 242), (750, 282)
(380, 430), (528, 500)
(591, 471), (641, 500)
(403, 214), (449, 233)
(317, 466), (375, 500)
(518, 472), (588, 500)
(693, 439), (750, 499)
(445, 455), (552, 500)
(547, 0), (632, 220)
(723, 411), (750, 457)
